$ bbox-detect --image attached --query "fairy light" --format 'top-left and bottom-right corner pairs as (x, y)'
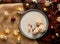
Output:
(32, 0), (37, 3)
(56, 33), (59, 37)
(26, 3), (29, 7)
(43, 8), (47, 12)
(17, 36), (21, 43)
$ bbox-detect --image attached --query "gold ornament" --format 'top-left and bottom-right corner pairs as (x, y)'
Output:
(17, 7), (24, 14)
(0, 35), (7, 40)
(45, 1), (51, 6)
(17, 36), (21, 43)
(5, 28), (11, 34)
(3, 11), (9, 16)
(56, 16), (60, 23)
(18, 8), (24, 12)
(13, 30), (19, 36)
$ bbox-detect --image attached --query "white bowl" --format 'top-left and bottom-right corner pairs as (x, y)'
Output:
(19, 9), (49, 39)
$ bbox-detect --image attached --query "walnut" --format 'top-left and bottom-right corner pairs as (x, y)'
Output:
(32, 27), (39, 35)
(28, 18), (46, 35)
(17, 36), (21, 42)
(39, 25), (45, 33)
(57, 4), (60, 11)
(36, 18), (43, 26)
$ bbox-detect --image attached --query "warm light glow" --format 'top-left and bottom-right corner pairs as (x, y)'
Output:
(17, 36), (21, 41)
(26, 3), (29, 7)
(18, 8), (24, 11)
(13, 30), (19, 36)
(3, 11), (9, 15)
(45, 1), (50, 6)
(56, 33), (59, 37)
(5, 28), (11, 34)
(0, 35), (7, 40)
(43, 8), (47, 11)
(32, 0), (37, 3)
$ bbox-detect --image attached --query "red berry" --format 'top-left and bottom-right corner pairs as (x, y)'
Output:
(11, 16), (16, 22)
(51, 36), (55, 39)
(51, 26), (54, 29)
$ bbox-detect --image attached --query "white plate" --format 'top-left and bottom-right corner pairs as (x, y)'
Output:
(19, 9), (49, 39)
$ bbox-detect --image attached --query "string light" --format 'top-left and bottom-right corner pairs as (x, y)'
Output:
(56, 33), (59, 37)
(32, 0), (37, 3)
(51, 25), (54, 29)
(43, 8), (47, 12)
(17, 36), (21, 43)
(3, 11), (9, 16)
(26, 3), (29, 7)
(17, 7), (24, 14)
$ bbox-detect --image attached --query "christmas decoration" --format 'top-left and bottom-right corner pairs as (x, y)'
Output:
(5, 28), (11, 34)
(26, 3), (29, 7)
(44, 1), (51, 7)
(56, 16), (60, 23)
(3, 11), (9, 16)
(52, 0), (58, 3)
(51, 35), (55, 39)
(13, 30), (19, 36)
(56, 33), (59, 37)
(57, 4), (60, 11)
(43, 8), (47, 12)
(0, 35), (7, 40)
(48, 14), (51, 18)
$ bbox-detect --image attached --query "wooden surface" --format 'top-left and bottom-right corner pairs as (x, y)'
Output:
(0, 3), (38, 44)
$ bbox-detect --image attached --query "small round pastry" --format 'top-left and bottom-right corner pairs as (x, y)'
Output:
(36, 18), (43, 26)
(39, 25), (45, 33)
(28, 24), (32, 33)
(32, 27), (39, 35)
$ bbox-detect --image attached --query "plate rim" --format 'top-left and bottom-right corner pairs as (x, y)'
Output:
(19, 9), (49, 39)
